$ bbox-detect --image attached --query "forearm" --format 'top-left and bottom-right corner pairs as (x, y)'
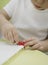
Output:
(0, 10), (11, 29)
(0, 13), (9, 29)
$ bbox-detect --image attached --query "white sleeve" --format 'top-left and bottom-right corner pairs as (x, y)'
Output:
(3, 0), (16, 17)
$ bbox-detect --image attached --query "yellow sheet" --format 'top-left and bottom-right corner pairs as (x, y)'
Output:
(3, 49), (48, 65)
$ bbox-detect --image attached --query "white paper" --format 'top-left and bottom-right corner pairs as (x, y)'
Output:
(0, 41), (23, 65)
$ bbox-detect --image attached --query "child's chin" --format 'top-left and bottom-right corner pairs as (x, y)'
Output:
(34, 6), (45, 10)
(34, 4), (45, 10)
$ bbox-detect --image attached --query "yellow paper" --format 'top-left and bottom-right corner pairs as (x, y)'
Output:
(3, 49), (48, 65)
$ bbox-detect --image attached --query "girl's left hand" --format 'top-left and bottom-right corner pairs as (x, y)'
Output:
(24, 38), (48, 52)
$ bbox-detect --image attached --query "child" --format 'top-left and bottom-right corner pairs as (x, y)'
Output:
(0, 0), (48, 52)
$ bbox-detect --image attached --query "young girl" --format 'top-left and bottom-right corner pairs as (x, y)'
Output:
(0, 0), (48, 52)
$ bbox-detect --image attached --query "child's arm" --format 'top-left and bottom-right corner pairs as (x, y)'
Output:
(0, 9), (10, 20)
(0, 9), (19, 44)
(24, 38), (48, 52)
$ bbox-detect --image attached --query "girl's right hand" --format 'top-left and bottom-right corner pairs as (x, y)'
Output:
(1, 21), (19, 44)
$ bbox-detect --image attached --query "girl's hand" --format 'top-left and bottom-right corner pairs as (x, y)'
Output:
(1, 21), (19, 44)
(24, 38), (48, 52)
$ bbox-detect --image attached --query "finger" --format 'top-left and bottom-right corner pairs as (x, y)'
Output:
(12, 28), (19, 43)
(3, 31), (9, 41)
(7, 31), (14, 43)
(24, 39), (38, 46)
(8, 31), (14, 43)
(24, 40), (37, 47)
(31, 43), (40, 50)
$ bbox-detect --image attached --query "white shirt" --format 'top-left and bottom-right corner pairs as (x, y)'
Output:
(4, 0), (48, 40)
